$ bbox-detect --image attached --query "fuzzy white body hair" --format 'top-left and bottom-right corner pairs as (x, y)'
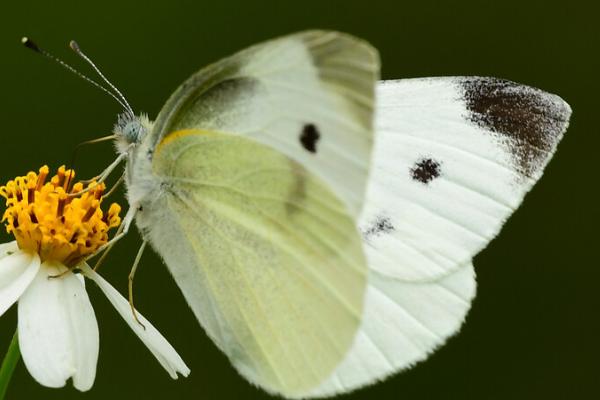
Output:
(117, 116), (168, 238)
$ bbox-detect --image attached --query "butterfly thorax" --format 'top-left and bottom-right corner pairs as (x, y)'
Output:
(119, 114), (164, 234)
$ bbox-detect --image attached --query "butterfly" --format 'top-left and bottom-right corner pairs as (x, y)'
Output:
(25, 30), (571, 398)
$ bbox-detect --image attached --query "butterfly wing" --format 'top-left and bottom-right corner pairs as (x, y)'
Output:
(360, 77), (571, 282)
(150, 30), (379, 217)
(135, 31), (569, 397)
(311, 263), (476, 396)
(303, 77), (570, 396)
(139, 130), (367, 397)
(131, 31), (379, 397)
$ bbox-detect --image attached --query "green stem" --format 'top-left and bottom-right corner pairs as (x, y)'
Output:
(0, 330), (20, 400)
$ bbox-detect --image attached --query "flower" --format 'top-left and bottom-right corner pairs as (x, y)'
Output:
(0, 166), (189, 391)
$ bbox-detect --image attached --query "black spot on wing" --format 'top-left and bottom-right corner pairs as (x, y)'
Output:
(300, 124), (320, 153)
(461, 77), (571, 177)
(411, 158), (441, 184)
(362, 215), (394, 240)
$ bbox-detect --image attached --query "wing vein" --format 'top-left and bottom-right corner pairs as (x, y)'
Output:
(172, 191), (363, 320)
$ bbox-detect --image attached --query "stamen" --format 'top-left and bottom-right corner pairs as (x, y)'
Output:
(82, 205), (98, 222)
(0, 165), (121, 266)
(64, 170), (74, 190)
(36, 166), (49, 190)
(94, 186), (104, 200)
(57, 197), (66, 217)
(56, 167), (66, 188)
(70, 230), (79, 243)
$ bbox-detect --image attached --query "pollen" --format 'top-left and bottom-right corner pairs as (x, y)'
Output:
(0, 166), (121, 266)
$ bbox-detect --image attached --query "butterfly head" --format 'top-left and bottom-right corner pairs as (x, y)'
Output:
(113, 112), (151, 153)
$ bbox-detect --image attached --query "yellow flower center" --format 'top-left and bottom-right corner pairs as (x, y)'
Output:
(0, 166), (121, 266)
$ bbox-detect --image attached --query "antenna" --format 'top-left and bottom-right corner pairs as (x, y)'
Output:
(69, 40), (134, 116)
(21, 37), (133, 115)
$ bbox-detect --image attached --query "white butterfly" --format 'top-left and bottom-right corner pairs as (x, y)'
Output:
(29, 31), (571, 398)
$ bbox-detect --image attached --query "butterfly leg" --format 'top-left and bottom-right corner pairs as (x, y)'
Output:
(92, 221), (124, 271)
(128, 240), (147, 329)
(103, 172), (125, 198)
(69, 148), (130, 197)
(87, 205), (138, 268)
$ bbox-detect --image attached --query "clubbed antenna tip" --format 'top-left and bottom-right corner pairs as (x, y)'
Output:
(69, 40), (80, 52)
(21, 37), (40, 52)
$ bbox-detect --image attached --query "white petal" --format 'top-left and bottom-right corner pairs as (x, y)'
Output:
(0, 249), (40, 316)
(67, 271), (99, 391)
(18, 262), (99, 391)
(81, 264), (190, 378)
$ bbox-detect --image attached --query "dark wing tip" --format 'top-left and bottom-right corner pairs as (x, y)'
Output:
(457, 77), (571, 178)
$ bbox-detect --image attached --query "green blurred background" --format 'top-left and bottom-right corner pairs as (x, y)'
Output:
(0, 0), (597, 399)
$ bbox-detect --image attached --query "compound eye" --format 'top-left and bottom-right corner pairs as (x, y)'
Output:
(124, 121), (143, 142)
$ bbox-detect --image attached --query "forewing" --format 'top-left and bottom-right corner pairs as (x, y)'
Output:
(143, 130), (368, 397)
(151, 30), (379, 217)
(360, 77), (571, 281)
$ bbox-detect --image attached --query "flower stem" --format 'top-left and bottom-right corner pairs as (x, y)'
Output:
(0, 330), (20, 400)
